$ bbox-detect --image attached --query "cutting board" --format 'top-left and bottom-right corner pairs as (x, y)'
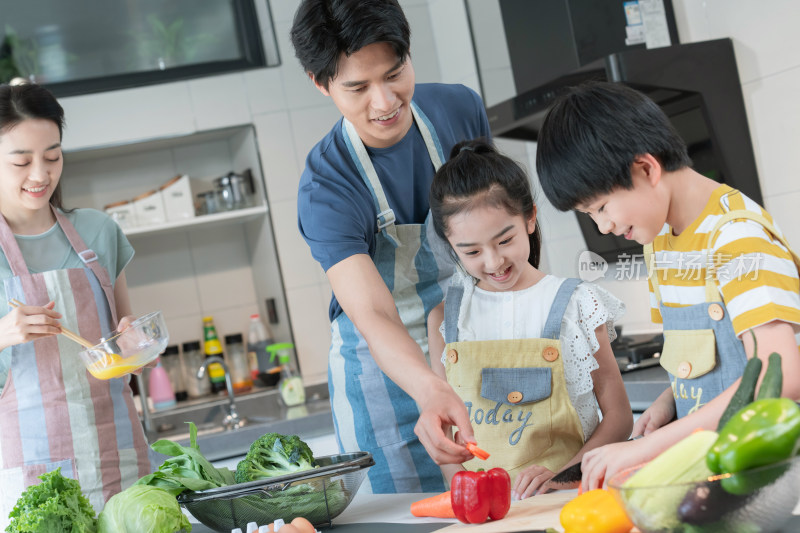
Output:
(433, 492), (573, 532)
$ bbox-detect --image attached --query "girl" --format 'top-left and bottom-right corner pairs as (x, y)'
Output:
(0, 82), (150, 524)
(427, 139), (633, 499)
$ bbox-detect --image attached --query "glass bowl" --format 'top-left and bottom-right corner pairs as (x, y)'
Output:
(608, 454), (800, 533)
(79, 311), (169, 380)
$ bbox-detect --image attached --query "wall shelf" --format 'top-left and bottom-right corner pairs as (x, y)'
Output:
(124, 205), (268, 238)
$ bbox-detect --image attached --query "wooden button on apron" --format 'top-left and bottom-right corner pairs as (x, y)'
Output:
(507, 391), (523, 404)
(708, 303), (725, 321)
(542, 346), (559, 362)
(677, 361), (692, 379)
(447, 349), (459, 364)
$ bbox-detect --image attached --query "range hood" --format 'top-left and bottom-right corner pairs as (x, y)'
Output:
(485, 39), (762, 262)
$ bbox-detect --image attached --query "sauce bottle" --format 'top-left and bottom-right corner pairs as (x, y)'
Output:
(202, 316), (227, 394)
(267, 343), (305, 406)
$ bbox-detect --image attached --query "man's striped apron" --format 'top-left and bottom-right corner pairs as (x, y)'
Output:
(328, 103), (453, 493)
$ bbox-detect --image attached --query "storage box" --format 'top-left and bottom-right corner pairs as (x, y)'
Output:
(132, 189), (166, 227)
(104, 200), (138, 231)
(160, 174), (196, 221)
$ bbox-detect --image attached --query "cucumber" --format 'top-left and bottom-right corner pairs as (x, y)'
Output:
(756, 352), (783, 400)
(717, 356), (762, 430)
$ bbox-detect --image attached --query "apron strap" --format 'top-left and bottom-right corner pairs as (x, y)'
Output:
(443, 282), (464, 344)
(0, 213), (30, 277)
(50, 207), (118, 324)
(341, 101), (445, 249)
(541, 278), (582, 340)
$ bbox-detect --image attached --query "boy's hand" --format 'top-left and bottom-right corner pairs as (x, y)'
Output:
(632, 387), (676, 436)
(512, 464), (555, 500)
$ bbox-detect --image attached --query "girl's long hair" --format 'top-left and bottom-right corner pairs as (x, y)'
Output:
(430, 138), (542, 268)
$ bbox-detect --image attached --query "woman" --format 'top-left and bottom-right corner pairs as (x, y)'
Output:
(0, 82), (150, 524)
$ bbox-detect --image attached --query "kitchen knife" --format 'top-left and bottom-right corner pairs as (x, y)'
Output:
(549, 435), (643, 484)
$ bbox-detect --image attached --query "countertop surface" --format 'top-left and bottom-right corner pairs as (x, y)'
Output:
(187, 490), (800, 533)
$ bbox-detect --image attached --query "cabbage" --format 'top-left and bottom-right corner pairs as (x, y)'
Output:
(97, 485), (191, 533)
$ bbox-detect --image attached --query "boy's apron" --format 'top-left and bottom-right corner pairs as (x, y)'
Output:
(328, 103), (453, 493)
(644, 208), (800, 418)
(0, 207), (150, 524)
(442, 277), (585, 480)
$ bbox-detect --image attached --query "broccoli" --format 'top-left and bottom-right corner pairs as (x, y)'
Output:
(234, 432), (318, 484)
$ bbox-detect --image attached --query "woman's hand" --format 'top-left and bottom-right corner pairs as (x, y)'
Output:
(116, 314), (136, 333)
(0, 301), (62, 350)
(512, 464), (556, 500)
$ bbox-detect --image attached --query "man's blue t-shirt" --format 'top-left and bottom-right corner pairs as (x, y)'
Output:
(297, 83), (490, 321)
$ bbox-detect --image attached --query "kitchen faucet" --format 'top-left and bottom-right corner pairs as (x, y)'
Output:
(197, 356), (243, 430)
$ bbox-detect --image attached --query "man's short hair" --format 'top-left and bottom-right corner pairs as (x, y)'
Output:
(290, 0), (411, 90)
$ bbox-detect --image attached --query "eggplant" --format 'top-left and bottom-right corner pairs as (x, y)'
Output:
(677, 480), (749, 526)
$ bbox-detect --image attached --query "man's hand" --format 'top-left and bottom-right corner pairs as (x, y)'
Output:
(414, 378), (475, 465)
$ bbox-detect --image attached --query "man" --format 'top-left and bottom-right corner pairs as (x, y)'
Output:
(291, 0), (490, 492)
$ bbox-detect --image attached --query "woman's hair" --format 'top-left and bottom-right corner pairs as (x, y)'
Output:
(536, 81), (692, 211)
(430, 138), (542, 269)
(0, 82), (68, 210)
(290, 0), (411, 90)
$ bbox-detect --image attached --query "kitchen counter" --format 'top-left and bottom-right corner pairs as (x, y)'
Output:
(187, 490), (800, 532)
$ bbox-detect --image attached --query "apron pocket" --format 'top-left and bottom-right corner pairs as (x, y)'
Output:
(480, 367), (552, 405)
(660, 329), (717, 379)
(0, 458), (75, 525)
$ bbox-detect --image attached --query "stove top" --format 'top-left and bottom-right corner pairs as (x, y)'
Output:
(612, 333), (664, 373)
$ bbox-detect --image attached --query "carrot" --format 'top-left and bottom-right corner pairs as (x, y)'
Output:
(466, 442), (490, 460)
(410, 491), (455, 518)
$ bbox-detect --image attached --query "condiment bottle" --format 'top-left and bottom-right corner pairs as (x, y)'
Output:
(182, 340), (210, 398)
(247, 313), (274, 379)
(202, 316), (227, 394)
(267, 343), (305, 406)
(148, 359), (176, 410)
(225, 333), (252, 394)
(160, 344), (187, 401)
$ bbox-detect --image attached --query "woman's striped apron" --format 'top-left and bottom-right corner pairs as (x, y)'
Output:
(0, 207), (150, 526)
(328, 103), (453, 493)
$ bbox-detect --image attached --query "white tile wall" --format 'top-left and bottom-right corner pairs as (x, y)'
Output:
(187, 73), (252, 131)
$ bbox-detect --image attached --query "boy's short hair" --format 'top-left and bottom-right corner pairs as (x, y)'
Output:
(535, 81), (692, 211)
(290, 0), (411, 90)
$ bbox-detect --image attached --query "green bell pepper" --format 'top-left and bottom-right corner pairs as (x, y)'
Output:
(706, 398), (800, 494)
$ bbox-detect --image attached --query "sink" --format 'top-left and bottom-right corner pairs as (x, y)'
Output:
(144, 384), (335, 463)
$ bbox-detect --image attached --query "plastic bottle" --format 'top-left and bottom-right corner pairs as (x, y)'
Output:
(225, 333), (252, 393)
(267, 343), (305, 406)
(160, 345), (187, 401)
(148, 359), (176, 410)
(202, 316), (227, 394)
(247, 313), (274, 379)
(183, 340), (210, 398)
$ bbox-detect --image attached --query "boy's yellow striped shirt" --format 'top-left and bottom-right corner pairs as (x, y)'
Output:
(649, 185), (800, 336)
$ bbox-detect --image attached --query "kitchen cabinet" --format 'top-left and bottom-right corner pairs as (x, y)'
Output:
(60, 124), (296, 386)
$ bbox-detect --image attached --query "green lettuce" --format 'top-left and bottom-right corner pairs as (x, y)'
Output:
(97, 485), (191, 533)
(5, 467), (97, 533)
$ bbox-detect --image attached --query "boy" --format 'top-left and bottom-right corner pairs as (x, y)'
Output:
(535, 81), (800, 489)
(290, 0), (490, 492)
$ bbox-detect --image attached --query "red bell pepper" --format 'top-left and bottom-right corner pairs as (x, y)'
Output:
(451, 468), (511, 524)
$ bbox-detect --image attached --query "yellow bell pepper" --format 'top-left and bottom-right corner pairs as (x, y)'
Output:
(560, 489), (633, 533)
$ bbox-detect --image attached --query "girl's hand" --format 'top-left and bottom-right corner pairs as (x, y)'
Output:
(512, 464), (555, 500)
(0, 301), (62, 350)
